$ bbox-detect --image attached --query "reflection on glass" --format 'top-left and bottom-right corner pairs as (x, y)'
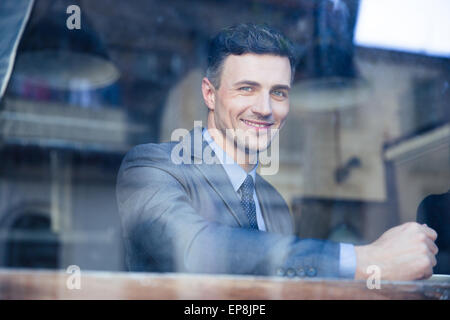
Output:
(0, 0), (448, 300)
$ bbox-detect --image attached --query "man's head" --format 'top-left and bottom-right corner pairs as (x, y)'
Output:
(202, 23), (296, 159)
(206, 23), (297, 89)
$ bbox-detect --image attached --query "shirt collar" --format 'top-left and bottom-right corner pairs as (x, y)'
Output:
(202, 128), (257, 192)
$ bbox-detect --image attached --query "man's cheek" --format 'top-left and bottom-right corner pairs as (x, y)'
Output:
(276, 108), (289, 128)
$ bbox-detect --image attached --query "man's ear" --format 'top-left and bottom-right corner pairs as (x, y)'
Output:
(201, 77), (216, 111)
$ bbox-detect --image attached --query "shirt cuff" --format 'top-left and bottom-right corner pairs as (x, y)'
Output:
(339, 243), (356, 279)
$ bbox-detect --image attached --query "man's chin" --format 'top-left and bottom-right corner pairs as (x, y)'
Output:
(232, 128), (277, 153)
(240, 139), (271, 154)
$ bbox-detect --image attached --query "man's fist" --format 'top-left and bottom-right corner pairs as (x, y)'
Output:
(354, 222), (438, 281)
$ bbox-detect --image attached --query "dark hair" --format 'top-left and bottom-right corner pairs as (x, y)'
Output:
(206, 23), (297, 88)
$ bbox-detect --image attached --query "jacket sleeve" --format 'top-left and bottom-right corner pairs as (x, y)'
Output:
(116, 146), (342, 278)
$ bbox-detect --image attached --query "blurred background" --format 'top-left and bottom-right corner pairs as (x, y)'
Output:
(0, 0), (449, 272)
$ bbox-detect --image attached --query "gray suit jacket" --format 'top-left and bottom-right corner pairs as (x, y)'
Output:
(116, 126), (342, 278)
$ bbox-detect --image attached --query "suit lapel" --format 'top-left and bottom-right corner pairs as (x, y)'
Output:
(254, 175), (276, 233)
(188, 127), (251, 228)
(255, 174), (293, 234)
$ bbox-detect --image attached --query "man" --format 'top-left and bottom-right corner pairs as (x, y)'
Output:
(116, 23), (438, 280)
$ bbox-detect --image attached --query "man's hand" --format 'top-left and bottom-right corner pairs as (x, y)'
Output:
(354, 222), (438, 281)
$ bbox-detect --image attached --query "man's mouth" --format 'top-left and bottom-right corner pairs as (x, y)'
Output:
(241, 119), (274, 129)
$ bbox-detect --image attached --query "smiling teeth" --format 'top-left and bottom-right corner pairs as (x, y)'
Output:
(243, 120), (270, 128)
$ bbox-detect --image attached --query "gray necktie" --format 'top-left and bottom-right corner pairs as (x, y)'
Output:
(239, 175), (258, 229)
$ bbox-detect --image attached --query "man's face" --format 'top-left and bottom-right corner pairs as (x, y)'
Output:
(206, 53), (291, 155)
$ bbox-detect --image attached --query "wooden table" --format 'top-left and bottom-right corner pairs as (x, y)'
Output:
(0, 269), (448, 300)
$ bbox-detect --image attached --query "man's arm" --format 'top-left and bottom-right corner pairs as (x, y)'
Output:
(116, 152), (342, 277)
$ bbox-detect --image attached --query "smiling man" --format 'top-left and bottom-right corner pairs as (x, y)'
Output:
(202, 52), (291, 172)
(116, 23), (438, 281)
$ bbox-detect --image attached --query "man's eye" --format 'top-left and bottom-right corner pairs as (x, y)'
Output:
(239, 87), (253, 92)
(272, 90), (287, 98)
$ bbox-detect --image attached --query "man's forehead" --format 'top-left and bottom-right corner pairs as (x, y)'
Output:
(221, 53), (291, 86)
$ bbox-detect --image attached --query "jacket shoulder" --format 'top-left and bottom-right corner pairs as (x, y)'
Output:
(118, 141), (191, 190)
(121, 142), (176, 166)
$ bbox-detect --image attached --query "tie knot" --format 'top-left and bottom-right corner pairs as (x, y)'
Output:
(240, 174), (255, 198)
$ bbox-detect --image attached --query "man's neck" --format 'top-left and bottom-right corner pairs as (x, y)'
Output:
(206, 126), (257, 173)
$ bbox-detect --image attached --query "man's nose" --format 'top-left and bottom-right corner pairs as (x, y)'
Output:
(252, 92), (272, 117)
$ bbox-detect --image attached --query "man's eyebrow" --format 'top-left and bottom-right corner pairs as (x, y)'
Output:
(271, 84), (291, 91)
(233, 80), (291, 91)
(233, 80), (261, 87)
